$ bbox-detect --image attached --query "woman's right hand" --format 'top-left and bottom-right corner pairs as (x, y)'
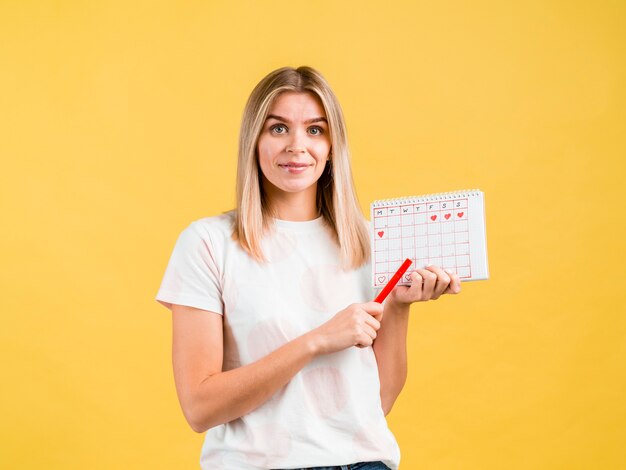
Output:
(309, 302), (384, 355)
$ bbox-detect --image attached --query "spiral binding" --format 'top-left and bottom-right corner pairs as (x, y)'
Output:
(371, 188), (482, 207)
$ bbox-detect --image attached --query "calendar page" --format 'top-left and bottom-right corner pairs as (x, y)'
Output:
(370, 189), (489, 287)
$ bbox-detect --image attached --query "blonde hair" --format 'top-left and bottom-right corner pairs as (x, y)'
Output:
(233, 66), (370, 270)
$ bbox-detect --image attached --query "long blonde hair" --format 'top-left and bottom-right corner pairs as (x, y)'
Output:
(233, 66), (369, 270)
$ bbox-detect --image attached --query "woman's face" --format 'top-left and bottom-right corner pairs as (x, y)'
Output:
(257, 91), (331, 202)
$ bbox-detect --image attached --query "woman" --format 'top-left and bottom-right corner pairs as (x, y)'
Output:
(156, 66), (461, 470)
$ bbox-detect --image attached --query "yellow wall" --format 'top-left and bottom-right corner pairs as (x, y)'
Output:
(1, 1), (624, 468)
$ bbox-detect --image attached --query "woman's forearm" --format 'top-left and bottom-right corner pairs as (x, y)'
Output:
(372, 301), (410, 415)
(188, 332), (320, 433)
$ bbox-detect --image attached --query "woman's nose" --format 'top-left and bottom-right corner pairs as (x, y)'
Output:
(286, 130), (306, 153)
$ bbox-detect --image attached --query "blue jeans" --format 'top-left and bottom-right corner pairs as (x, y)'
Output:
(274, 461), (391, 470)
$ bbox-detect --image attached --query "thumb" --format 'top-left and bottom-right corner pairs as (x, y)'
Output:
(363, 301), (384, 320)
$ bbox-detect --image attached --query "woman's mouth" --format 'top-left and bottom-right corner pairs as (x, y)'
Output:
(278, 163), (312, 174)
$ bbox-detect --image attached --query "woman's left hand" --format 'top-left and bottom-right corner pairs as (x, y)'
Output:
(388, 265), (461, 307)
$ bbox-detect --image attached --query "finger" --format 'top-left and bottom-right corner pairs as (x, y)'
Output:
(363, 324), (377, 340)
(416, 267), (438, 300)
(444, 271), (462, 294)
(356, 327), (376, 348)
(363, 302), (384, 321)
(406, 270), (424, 301)
(425, 265), (451, 300)
(395, 269), (428, 303)
(363, 314), (381, 331)
(389, 271), (420, 304)
(389, 284), (412, 304)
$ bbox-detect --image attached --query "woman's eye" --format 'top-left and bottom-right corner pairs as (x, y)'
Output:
(308, 126), (324, 135)
(271, 124), (287, 134)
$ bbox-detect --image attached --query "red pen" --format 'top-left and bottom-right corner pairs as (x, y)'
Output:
(374, 258), (413, 303)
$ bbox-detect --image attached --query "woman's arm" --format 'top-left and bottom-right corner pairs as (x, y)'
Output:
(372, 265), (462, 415)
(172, 304), (319, 432)
(372, 301), (410, 416)
(172, 301), (383, 433)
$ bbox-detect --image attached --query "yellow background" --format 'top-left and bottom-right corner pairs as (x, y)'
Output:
(1, 1), (624, 469)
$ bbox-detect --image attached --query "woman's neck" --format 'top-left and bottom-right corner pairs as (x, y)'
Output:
(265, 187), (320, 221)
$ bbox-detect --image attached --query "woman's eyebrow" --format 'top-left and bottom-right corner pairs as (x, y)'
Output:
(266, 114), (328, 124)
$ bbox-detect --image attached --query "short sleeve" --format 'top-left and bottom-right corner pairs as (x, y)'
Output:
(155, 222), (224, 314)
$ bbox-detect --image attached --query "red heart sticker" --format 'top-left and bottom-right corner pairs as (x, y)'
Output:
(430, 215), (437, 221)
(377, 231), (384, 238)
(457, 212), (464, 218)
(444, 213), (451, 220)
(377, 276), (386, 283)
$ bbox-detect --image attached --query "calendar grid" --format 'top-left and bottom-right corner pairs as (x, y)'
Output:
(372, 190), (486, 287)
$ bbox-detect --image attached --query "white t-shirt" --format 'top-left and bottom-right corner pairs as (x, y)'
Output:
(155, 210), (401, 470)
